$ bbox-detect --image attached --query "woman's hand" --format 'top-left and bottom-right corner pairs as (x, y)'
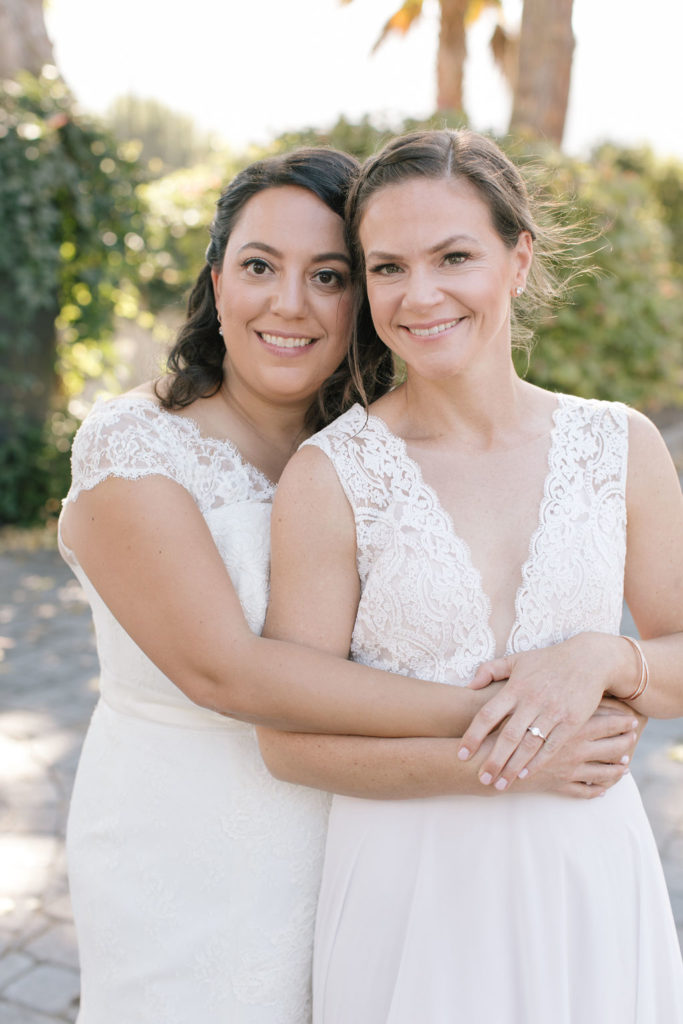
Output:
(456, 633), (632, 789)
(511, 698), (646, 799)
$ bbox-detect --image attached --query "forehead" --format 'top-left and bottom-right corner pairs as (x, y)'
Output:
(227, 185), (347, 252)
(359, 176), (496, 249)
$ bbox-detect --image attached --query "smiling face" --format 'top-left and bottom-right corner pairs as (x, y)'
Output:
(359, 176), (532, 383)
(211, 185), (353, 409)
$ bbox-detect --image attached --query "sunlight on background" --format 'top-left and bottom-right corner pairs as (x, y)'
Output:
(45, 0), (683, 159)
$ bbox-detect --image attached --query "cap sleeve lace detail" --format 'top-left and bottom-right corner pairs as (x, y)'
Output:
(64, 396), (275, 513)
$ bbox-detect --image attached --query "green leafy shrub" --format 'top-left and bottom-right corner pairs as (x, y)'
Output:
(0, 68), (146, 523)
(594, 144), (683, 278)
(518, 145), (683, 409)
(104, 94), (217, 179)
(137, 162), (234, 312)
(0, 410), (76, 526)
(266, 114), (390, 161)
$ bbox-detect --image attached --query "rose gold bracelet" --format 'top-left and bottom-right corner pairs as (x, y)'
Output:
(620, 634), (649, 701)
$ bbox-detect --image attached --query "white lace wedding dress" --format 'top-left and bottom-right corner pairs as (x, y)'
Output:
(60, 395), (330, 1023)
(305, 395), (683, 1023)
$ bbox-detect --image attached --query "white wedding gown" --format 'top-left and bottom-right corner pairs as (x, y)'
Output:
(60, 395), (330, 1023)
(304, 396), (683, 1023)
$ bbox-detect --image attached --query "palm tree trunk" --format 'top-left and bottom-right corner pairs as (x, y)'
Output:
(509, 0), (575, 146)
(436, 0), (469, 112)
(0, 0), (54, 79)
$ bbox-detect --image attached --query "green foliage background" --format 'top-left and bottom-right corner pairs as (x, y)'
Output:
(0, 69), (146, 523)
(514, 143), (682, 405)
(105, 94), (217, 179)
(0, 82), (681, 525)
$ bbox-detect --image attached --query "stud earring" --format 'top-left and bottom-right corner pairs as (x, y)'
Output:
(515, 286), (524, 297)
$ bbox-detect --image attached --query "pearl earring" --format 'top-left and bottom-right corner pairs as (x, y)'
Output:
(515, 286), (524, 297)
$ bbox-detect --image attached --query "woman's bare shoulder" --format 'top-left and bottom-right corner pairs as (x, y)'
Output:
(125, 379), (164, 402)
(626, 407), (678, 478)
(276, 444), (346, 508)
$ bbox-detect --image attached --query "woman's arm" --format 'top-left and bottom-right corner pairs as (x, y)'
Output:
(60, 457), (484, 737)
(457, 409), (683, 786)
(259, 444), (641, 799)
(257, 706), (640, 799)
(617, 410), (683, 716)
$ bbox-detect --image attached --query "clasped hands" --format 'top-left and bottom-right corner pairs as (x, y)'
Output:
(458, 634), (646, 795)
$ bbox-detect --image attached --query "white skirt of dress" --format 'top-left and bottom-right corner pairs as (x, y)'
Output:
(313, 775), (683, 1024)
(68, 699), (330, 1024)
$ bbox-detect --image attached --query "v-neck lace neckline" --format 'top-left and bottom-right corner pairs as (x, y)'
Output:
(304, 394), (627, 685)
(363, 396), (568, 658)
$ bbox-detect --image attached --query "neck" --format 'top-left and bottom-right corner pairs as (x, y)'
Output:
(395, 361), (544, 450)
(219, 379), (312, 474)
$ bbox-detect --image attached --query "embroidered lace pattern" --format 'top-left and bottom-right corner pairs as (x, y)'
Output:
(64, 394), (275, 512)
(303, 394), (628, 686)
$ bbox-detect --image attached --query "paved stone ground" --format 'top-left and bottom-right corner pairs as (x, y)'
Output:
(0, 535), (94, 1023)
(1, 422), (682, 1022)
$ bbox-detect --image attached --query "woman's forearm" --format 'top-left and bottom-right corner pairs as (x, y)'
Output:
(209, 636), (495, 737)
(257, 705), (638, 800)
(257, 728), (497, 798)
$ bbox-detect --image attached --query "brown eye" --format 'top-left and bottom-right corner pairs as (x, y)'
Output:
(314, 269), (344, 288)
(444, 252), (468, 266)
(243, 258), (271, 275)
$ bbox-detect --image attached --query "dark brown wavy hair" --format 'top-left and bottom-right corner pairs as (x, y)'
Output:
(157, 148), (393, 432)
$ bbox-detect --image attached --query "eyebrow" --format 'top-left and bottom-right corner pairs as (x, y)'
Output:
(365, 234), (479, 262)
(237, 241), (351, 265)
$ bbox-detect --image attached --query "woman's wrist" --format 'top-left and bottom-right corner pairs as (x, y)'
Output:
(618, 635), (650, 701)
(444, 683), (501, 738)
(605, 633), (648, 701)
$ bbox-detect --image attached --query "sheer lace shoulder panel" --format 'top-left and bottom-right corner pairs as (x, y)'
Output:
(301, 405), (401, 515)
(64, 397), (197, 504)
(64, 396), (275, 512)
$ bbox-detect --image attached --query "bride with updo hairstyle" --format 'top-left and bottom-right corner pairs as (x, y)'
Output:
(259, 129), (683, 1023)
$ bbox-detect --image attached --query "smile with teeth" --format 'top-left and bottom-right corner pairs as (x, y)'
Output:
(407, 318), (463, 338)
(260, 332), (315, 349)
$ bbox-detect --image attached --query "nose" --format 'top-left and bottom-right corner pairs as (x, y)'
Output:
(270, 271), (308, 319)
(403, 266), (443, 313)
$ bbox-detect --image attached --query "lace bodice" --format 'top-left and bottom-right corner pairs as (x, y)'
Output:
(59, 395), (276, 729)
(303, 395), (628, 686)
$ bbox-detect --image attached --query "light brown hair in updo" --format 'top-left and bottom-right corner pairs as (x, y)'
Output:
(346, 129), (573, 380)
